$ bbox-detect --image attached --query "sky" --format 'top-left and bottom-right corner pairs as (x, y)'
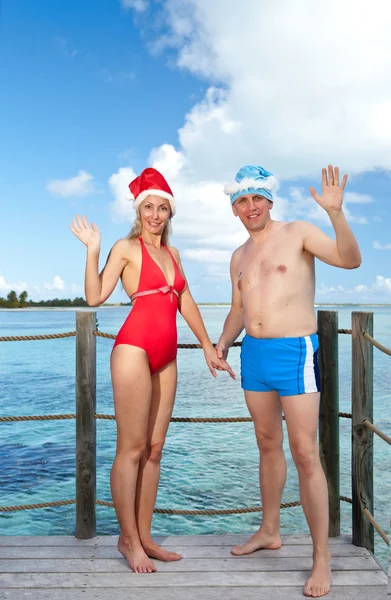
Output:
(1, 0), (391, 304)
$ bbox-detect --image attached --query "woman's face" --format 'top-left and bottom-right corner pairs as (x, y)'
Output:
(139, 195), (171, 235)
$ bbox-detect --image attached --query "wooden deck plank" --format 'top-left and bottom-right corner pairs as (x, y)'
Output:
(0, 586), (387, 600)
(159, 534), (354, 546)
(0, 543), (369, 560)
(0, 534), (352, 547)
(0, 556), (377, 573)
(0, 570), (386, 587)
(0, 535), (165, 547)
(0, 534), (385, 600)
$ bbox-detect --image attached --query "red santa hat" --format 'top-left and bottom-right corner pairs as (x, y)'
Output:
(126, 167), (176, 216)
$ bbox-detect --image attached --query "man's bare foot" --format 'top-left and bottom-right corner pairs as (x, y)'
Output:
(231, 528), (282, 555)
(303, 552), (331, 597)
(143, 540), (183, 562)
(118, 536), (156, 573)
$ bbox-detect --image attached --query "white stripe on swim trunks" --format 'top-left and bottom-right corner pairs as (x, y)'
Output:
(303, 336), (318, 393)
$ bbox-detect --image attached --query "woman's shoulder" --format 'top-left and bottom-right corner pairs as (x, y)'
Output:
(167, 245), (181, 261)
(111, 237), (141, 260)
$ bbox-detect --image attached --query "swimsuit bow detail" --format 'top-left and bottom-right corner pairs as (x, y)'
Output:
(160, 285), (178, 296)
(130, 285), (179, 303)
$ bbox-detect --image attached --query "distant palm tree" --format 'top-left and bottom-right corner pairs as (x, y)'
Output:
(19, 291), (28, 308)
(7, 290), (19, 308)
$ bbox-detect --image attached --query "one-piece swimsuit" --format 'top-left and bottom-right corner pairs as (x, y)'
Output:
(112, 236), (186, 374)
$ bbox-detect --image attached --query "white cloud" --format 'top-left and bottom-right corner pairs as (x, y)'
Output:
(374, 275), (391, 292)
(183, 248), (232, 263)
(343, 193), (374, 205)
(46, 170), (96, 198)
(0, 276), (28, 294)
(317, 276), (391, 298)
(121, 0), (148, 11)
(317, 283), (346, 296)
(109, 144), (368, 269)
(108, 167), (137, 224)
(71, 284), (84, 295)
(373, 240), (391, 250)
(203, 263), (231, 281)
(112, 0), (385, 267)
(135, 0), (391, 181)
(354, 284), (368, 293)
(44, 276), (65, 291)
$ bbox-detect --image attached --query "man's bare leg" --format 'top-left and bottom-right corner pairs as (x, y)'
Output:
(232, 390), (287, 555)
(282, 392), (330, 598)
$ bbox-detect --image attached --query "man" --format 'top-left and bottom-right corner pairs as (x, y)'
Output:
(215, 164), (361, 598)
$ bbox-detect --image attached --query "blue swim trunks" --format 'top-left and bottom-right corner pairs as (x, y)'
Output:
(241, 333), (321, 396)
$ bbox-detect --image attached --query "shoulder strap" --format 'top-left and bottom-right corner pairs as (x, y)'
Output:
(163, 245), (178, 270)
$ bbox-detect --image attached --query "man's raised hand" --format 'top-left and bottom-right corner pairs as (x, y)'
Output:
(309, 165), (348, 214)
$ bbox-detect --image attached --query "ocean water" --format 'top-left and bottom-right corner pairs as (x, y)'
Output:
(0, 305), (390, 570)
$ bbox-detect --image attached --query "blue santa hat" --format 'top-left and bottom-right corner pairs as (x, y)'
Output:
(224, 165), (278, 204)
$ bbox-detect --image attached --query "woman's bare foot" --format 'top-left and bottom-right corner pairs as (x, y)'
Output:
(231, 528), (282, 556)
(142, 540), (183, 562)
(118, 535), (156, 573)
(303, 552), (331, 597)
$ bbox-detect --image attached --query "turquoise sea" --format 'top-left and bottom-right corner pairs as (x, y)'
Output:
(0, 305), (390, 570)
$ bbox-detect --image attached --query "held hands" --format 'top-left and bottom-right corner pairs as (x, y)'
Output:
(309, 165), (348, 215)
(215, 339), (228, 362)
(204, 343), (236, 379)
(69, 215), (101, 249)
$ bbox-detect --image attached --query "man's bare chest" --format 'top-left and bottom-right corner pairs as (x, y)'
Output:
(237, 245), (303, 290)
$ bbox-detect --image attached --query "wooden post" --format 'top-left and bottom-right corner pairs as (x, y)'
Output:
(351, 312), (374, 551)
(76, 311), (97, 539)
(317, 310), (340, 537)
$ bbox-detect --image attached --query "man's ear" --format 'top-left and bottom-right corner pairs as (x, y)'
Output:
(268, 200), (273, 211)
(232, 203), (238, 217)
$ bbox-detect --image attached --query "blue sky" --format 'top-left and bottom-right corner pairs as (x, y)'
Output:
(1, 0), (390, 304)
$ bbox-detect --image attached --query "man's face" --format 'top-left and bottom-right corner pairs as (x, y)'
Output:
(232, 194), (272, 231)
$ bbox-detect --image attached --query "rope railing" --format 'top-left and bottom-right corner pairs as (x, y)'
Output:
(0, 499), (301, 514)
(1, 493), (386, 547)
(363, 418), (391, 446)
(0, 500), (76, 512)
(2, 316), (390, 553)
(0, 495), (358, 514)
(0, 413), (355, 423)
(0, 332), (76, 342)
(360, 500), (390, 547)
(0, 329), (353, 344)
(362, 331), (391, 356)
(3, 497), (359, 515)
(339, 412), (352, 419)
(0, 414), (76, 422)
(96, 499), (303, 515)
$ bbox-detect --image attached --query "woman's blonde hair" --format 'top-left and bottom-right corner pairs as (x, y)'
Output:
(127, 206), (172, 246)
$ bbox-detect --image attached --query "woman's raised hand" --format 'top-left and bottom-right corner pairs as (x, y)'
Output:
(69, 215), (101, 249)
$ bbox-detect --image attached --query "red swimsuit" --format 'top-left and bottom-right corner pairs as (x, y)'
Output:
(112, 237), (186, 374)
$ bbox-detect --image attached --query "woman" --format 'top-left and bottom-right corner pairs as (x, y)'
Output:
(70, 167), (235, 574)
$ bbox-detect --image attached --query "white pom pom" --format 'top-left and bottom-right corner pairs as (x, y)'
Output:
(126, 191), (134, 201)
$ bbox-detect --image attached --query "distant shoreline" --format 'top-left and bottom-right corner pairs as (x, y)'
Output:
(1, 303), (391, 312)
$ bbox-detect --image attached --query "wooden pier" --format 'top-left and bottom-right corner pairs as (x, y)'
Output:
(0, 533), (387, 599)
(1, 310), (390, 599)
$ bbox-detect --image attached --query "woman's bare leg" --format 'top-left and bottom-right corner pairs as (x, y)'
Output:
(135, 360), (182, 562)
(110, 344), (156, 573)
